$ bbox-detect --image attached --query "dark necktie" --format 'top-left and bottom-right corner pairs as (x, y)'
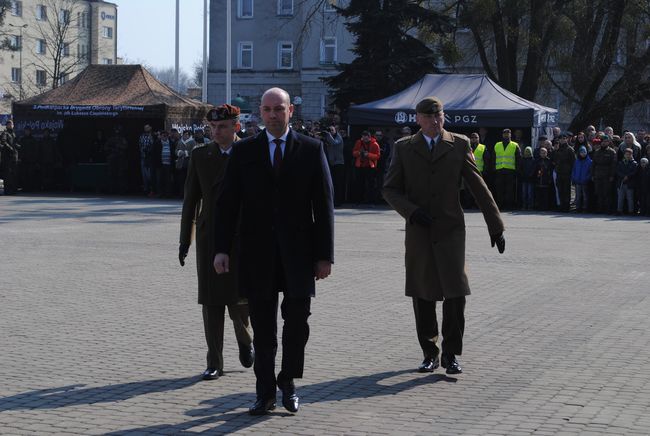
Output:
(429, 138), (436, 155)
(273, 138), (283, 175)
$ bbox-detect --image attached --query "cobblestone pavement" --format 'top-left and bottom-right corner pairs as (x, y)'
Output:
(1, 194), (649, 435)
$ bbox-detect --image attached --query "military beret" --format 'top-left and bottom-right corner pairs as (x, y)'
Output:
(206, 104), (240, 121)
(415, 96), (443, 114)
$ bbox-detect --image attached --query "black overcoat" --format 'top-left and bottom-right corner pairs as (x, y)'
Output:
(215, 129), (334, 299)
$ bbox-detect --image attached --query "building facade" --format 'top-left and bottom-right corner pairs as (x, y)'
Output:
(0, 0), (118, 113)
(207, 0), (353, 122)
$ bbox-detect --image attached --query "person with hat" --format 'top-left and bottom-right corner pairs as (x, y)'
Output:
(179, 104), (254, 381)
(592, 135), (617, 214)
(383, 96), (505, 376)
(492, 128), (521, 210)
(552, 132), (576, 212)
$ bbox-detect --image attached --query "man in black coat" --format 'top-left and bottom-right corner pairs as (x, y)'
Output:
(213, 87), (334, 415)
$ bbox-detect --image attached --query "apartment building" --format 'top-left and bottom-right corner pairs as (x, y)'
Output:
(207, 0), (353, 122)
(0, 0), (118, 113)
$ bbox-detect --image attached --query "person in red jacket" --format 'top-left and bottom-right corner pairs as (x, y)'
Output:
(352, 130), (381, 204)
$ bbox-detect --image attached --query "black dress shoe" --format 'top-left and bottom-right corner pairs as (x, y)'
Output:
(248, 397), (276, 415)
(238, 342), (254, 368)
(201, 368), (223, 380)
(278, 379), (299, 413)
(418, 356), (440, 373)
(441, 354), (463, 374)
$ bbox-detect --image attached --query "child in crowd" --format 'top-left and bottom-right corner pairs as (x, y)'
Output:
(571, 146), (592, 212)
(534, 147), (554, 211)
(520, 147), (536, 210)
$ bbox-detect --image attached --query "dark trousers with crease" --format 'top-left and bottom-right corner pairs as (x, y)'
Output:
(202, 303), (253, 371)
(248, 295), (311, 400)
(412, 296), (465, 359)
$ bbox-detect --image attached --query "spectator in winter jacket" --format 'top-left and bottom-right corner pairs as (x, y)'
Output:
(534, 147), (554, 211)
(638, 158), (650, 216)
(352, 130), (380, 204)
(552, 133), (576, 212)
(571, 146), (592, 212)
(520, 146), (536, 210)
(616, 148), (638, 214)
(592, 136), (617, 214)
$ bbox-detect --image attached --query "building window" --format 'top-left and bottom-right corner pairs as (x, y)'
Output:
(59, 8), (70, 24)
(63, 43), (70, 57)
(324, 0), (337, 12)
(37, 39), (47, 55)
(277, 0), (293, 16)
(36, 4), (47, 21)
(320, 37), (337, 64)
(77, 43), (88, 60)
(11, 1), (23, 17)
(10, 35), (22, 50)
(36, 70), (47, 87)
(77, 11), (89, 28)
(59, 73), (68, 85)
(102, 26), (113, 38)
(102, 58), (113, 65)
(278, 41), (293, 69)
(238, 41), (253, 69)
(11, 68), (22, 84)
(237, 0), (253, 18)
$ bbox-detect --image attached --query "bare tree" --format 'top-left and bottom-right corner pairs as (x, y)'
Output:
(0, 0), (12, 50)
(27, 0), (87, 90)
(149, 66), (192, 94)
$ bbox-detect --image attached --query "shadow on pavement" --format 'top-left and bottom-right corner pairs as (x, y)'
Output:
(0, 377), (199, 412)
(105, 369), (457, 435)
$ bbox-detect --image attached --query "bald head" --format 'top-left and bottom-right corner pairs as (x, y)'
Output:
(261, 87), (291, 106)
(260, 87), (294, 137)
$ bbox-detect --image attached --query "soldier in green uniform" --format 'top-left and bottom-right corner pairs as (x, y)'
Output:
(179, 104), (254, 380)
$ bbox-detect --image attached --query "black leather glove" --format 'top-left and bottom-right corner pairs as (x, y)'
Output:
(179, 243), (190, 266)
(410, 208), (434, 226)
(490, 233), (506, 254)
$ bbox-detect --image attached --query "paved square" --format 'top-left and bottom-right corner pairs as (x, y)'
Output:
(1, 195), (649, 435)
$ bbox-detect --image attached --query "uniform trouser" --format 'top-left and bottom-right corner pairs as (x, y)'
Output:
(556, 174), (572, 210)
(495, 170), (516, 209)
(202, 303), (253, 371)
(412, 296), (466, 359)
(248, 294), (311, 400)
(594, 178), (612, 212)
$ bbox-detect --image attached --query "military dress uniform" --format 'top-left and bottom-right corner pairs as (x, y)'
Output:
(383, 97), (504, 374)
(179, 105), (253, 378)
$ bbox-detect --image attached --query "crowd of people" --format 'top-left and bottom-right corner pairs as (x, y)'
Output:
(2, 117), (649, 217)
(465, 126), (650, 216)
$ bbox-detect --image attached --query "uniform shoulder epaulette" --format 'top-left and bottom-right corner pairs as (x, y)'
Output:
(452, 132), (470, 143)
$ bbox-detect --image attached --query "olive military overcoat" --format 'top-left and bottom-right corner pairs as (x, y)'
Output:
(383, 129), (504, 301)
(180, 142), (240, 306)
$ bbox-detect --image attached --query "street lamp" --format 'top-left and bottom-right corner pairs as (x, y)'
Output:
(9, 23), (28, 100)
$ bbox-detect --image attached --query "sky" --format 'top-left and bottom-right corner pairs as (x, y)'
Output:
(113, 0), (205, 75)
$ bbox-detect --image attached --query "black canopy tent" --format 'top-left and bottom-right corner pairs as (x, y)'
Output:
(347, 74), (558, 143)
(11, 64), (212, 192)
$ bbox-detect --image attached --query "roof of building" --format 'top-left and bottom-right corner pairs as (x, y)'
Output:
(19, 64), (205, 109)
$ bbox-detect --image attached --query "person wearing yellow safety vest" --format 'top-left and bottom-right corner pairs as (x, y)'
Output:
(460, 132), (488, 209)
(493, 128), (522, 210)
(469, 133), (486, 174)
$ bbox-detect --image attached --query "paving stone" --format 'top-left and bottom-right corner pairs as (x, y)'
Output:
(1, 195), (649, 434)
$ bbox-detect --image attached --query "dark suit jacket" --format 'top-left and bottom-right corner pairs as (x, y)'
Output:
(215, 129), (334, 300)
